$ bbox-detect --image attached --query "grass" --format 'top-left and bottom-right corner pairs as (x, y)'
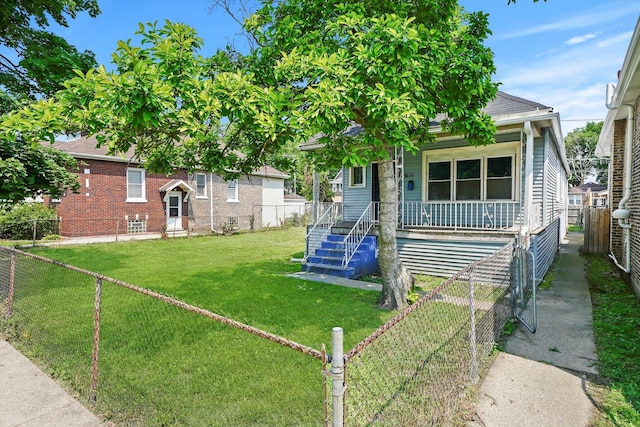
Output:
(3, 228), (396, 426)
(585, 254), (640, 426)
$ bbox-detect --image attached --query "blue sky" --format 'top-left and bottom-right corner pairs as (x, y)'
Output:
(50, 0), (640, 136)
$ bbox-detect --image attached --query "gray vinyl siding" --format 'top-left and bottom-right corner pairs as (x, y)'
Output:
(531, 218), (560, 284)
(403, 150), (423, 203)
(398, 238), (509, 277)
(544, 133), (561, 225)
(533, 137), (545, 225)
(342, 164), (373, 221)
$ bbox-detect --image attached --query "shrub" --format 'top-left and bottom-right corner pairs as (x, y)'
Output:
(0, 203), (59, 240)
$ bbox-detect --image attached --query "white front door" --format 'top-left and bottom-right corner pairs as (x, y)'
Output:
(166, 191), (183, 231)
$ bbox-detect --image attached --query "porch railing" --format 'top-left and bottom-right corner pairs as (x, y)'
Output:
(342, 202), (378, 268)
(303, 202), (342, 263)
(401, 201), (523, 231)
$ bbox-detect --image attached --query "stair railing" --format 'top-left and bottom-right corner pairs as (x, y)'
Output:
(342, 202), (377, 268)
(303, 203), (342, 263)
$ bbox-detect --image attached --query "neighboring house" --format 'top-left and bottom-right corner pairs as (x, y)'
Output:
(568, 183), (608, 207)
(567, 183), (608, 226)
(303, 91), (569, 280)
(330, 170), (343, 203)
(596, 18), (640, 298)
(45, 136), (288, 237)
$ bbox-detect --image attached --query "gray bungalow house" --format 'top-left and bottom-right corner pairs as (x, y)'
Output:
(303, 91), (569, 281)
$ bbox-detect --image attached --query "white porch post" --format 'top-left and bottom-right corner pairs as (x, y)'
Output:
(522, 120), (534, 248)
(313, 170), (320, 222)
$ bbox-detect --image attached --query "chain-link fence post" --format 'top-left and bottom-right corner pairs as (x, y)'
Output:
(5, 252), (16, 318)
(331, 327), (344, 427)
(90, 277), (103, 403)
(468, 272), (478, 383)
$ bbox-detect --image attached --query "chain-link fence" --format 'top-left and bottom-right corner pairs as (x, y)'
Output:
(337, 243), (514, 426)
(0, 218), (61, 242)
(0, 247), (327, 426)
(512, 246), (537, 333)
(2, 241), (525, 426)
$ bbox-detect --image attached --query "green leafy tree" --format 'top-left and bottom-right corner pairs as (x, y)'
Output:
(565, 121), (606, 186)
(36, 0), (497, 309)
(231, 0), (499, 309)
(1, 0), (100, 114)
(1, 99), (81, 204)
(0, 0), (99, 204)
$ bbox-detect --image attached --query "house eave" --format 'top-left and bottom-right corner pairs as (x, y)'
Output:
(597, 17), (640, 157)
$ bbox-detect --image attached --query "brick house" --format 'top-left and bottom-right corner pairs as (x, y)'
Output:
(596, 18), (640, 298)
(46, 136), (289, 237)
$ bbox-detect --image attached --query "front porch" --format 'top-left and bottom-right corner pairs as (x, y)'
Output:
(303, 200), (537, 279)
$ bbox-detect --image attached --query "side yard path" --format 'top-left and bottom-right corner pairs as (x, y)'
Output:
(470, 232), (598, 427)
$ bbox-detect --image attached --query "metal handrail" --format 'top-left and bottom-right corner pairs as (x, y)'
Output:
(303, 203), (341, 263)
(342, 202), (377, 268)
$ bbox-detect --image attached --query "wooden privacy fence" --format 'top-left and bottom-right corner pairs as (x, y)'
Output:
(583, 207), (610, 255)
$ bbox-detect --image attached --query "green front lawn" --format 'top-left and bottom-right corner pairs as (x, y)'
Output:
(7, 228), (394, 425)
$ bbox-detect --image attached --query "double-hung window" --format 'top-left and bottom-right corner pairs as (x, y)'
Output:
(349, 166), (365, 187)
(126, 168), (146, 202)
(486, 156), (513, 200)
(227, 179), (238, 202)
(425, 148), (516, 202)
(196, 173), (207, 198)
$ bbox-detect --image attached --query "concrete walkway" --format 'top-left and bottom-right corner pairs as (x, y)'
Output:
(471, 232), (598, 426)
(0, 340), (102, 427)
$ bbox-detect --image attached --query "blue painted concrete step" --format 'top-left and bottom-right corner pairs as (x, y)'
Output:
(302, 262), (355, 278)
(303, 233), (377, 279)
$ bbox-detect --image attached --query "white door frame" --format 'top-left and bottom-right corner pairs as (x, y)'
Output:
(166, 191), (183, 231)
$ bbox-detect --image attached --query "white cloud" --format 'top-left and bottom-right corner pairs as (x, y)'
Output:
(496, 3), (640, 40)
(566, 33), (598, 45)
(597, 31), (635, 48)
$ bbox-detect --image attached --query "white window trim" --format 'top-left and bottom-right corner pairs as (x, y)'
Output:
(422, 142), (520, 202)
(126, 168), (147, 203)
(349, 166), (366, 188)
(195, 173), (208, 198)
(227, 179), (239, 202)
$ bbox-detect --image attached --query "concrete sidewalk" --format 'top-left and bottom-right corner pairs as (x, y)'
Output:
(471, 232), (599, 426)
(0, 340), (102, 427)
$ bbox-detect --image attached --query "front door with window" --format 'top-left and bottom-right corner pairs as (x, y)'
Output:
(166, 191), (183, 231)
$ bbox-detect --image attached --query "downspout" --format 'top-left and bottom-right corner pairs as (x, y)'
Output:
(521, 120), (534, 248)
(606, 88), (634, 272)
(210, 173), (215, 232)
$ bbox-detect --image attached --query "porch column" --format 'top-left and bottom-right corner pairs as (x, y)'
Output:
(523, 120), (534, 247)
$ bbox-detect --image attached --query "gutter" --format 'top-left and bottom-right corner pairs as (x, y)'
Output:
(606, 84), (634, 273)
(210, 173), (215, 232)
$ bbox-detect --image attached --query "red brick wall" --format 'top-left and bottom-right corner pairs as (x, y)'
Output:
(627, 98), (640, 297)
(610, 119), (626, 264)
(52, 159), (188, 237)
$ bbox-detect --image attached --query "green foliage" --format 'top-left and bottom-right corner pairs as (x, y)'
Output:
(0, 1), (95, 203)
(0, 203), (59, 239)
(586, 255), (640, 423)
(565, 121), (607, 186)
(0, 0), (100, 114)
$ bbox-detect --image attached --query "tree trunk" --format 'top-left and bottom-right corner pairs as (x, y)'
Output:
(377, 154), (414, 310)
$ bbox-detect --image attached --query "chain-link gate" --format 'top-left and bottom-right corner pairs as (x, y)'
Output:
(511, 245), (537, 333)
